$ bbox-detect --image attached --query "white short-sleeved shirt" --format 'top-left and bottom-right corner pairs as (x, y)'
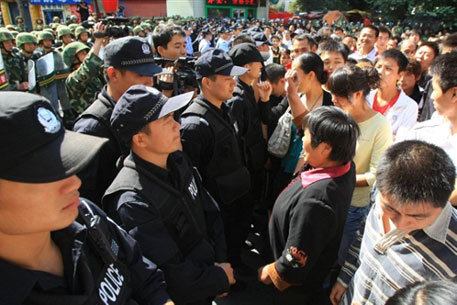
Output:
(367, 89), (418, 136)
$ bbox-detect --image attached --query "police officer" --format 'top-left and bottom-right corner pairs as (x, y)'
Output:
(103, 85), (235, 305)
(180, 49), (253, 276)
(227, 42), (272, 227)
(0, 29), (28, 91)
(0, 91), (173, 305)
(73, 36), (161, 205)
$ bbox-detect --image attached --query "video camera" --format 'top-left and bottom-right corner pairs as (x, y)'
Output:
(154, 57), (198, 89)
(81, 17), (130, 38)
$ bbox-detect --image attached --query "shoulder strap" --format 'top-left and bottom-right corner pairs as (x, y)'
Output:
(78, 200), (117, 265)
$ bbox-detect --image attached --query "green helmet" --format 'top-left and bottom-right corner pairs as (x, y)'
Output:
(44, 28), (55, 35)
(63, 42), (90, 68)
(37, 31), (55, 43)
(68, 23), (78, 32)
(6, 25), (16, 31)
(58, 26), (73, 39)
(140, 23), (151, 31)
(0, 30), (14, 42)
(52, 16), (60, 23)
(133, 25), (144, 36)
(75, 26), (89, 39)
(69, 15), (79, 22)
(16, 33), (37, 48)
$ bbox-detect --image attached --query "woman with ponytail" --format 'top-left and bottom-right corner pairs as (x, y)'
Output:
(285, 52), (333, 129)
(328, 64), (393, 267)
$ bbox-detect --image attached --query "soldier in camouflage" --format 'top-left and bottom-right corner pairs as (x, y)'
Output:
(37, 31), (55, 55)
(75, 26), (93, 47)
(0, 30), (28, 91)
(63, 22), (106, 118)
(56, 26), (74, 53)
(15, 16), (27, 33)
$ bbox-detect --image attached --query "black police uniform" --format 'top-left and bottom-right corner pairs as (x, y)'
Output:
(0, 200), (170, 305)
(73, 86), (122, 204)
(180, 96), (252, 265)
(103, 151), (230, 305)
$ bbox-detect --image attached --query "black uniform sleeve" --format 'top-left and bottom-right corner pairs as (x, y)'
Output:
(179, 116), (213, 169)
(227, 95), (249, 137)
(273, 199), (337, 287)
(86, 202), (171, 305)
(259, 96), (289, 126)
(115, 192), (230, 303)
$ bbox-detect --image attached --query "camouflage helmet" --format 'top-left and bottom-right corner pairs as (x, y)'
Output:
(68, 23), (78, 32)
(6, 25), (17, 31)
(44, 28), (55, 35)
(133, 25), (144, 36)
(58, 26), (73, 39)
(16, 33), (37, 48)
(69, 15), (79, 22)
(0, 30), (14, 42)
(140, 22), (151, 31)
(37, 31), (55, 43)
(62, 41), (90, 68)
(75, 26), (89, 39)
(52, 16), (60, 23)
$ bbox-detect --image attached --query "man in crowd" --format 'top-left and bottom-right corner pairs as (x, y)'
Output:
(349, 25), (378, 63)
(103, 85), (235, 304)
(0, 91), (173, 305)
(180, 49), (251, 280)
(74, 36), (160, 204)
(330, 140), (457, 305)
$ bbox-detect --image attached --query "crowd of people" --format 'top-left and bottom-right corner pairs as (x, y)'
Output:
(1, 11), (457, 305)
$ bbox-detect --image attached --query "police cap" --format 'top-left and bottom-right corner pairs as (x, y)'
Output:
(195, 48), (247, 79)
(0, 92), (107, 183)
(103, 36), (161, 76)
(228, 42), (265, 66)
(111, 85), (193, 145)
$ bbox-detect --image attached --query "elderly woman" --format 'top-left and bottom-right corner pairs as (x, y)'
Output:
(258, 106), (359, 305)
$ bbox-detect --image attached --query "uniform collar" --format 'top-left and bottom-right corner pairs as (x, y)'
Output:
(423, 202), (453, 244)
(0, 221), (87, 305)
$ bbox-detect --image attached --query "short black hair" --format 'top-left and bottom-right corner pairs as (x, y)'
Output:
(441, 33), (457, 53)
(418, 41), (440, 58)
(152, 24), (185, 53)
(317, 39), (349, 62)
(376, 49), (409, 72)
(293, 33), (317, 49)
(404, 59), (422, 78)
(431, 51), (457, 93)
(264, 63), (286, 83)
(362, 24), (379, 38)
(386, 280), (457, 305)
(378, 26), (392, 38)
(232, 34), (255, 47)
(376, 140), (456, 208)
(295, 52), (328, 84)
(328, 64), (379, 98)
(303, 106), (360, 164)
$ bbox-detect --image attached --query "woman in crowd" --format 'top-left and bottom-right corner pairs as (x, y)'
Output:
(327, 64), (392, 265)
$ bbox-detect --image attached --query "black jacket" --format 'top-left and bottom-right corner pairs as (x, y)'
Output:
(103, 151), (230, 305)
(0, 200), (170, 305)
(269, 162), (356, 292)
(73, 86), (122, 204)
(180, 96), (251, 206)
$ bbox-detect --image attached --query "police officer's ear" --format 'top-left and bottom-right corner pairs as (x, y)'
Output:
(107, 67), (123, 83)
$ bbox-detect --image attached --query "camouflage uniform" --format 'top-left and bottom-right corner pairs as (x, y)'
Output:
(1, 51), (27, 91)
(65, 50), (104, 115)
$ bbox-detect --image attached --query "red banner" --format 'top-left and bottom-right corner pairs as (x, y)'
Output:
(102, 0), (119, 12)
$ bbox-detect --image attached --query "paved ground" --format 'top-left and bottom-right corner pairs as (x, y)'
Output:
(215, 231), (276, 305)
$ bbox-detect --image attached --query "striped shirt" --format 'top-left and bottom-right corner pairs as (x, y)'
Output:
(337, 199), (457, 305)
